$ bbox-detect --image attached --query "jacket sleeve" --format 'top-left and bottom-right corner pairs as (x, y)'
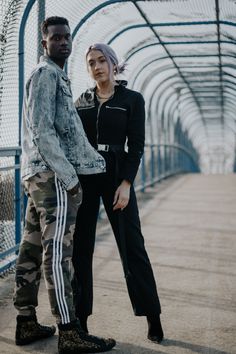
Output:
(28, 67), (79, 190)
(121, 92), (145, 184)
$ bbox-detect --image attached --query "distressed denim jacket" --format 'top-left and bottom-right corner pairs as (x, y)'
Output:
(21, 56), (105, 190)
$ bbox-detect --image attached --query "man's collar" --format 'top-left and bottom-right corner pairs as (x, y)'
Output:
(39, 55), (68, 79)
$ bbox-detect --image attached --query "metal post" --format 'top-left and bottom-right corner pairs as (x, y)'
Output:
(37, 0), (45, 61)
(18, 0), (37, 244)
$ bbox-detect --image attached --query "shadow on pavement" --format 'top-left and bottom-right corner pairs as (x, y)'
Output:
(162, 338), (230, 354)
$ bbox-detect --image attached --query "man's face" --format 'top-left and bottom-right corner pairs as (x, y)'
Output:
(42, 24), (72, 61)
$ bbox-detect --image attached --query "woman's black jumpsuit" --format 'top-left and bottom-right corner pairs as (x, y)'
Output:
(72, 83), (161, 320)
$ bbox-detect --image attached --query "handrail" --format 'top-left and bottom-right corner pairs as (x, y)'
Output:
(0, 147), (21, 156)
(0, 142), (198, 273)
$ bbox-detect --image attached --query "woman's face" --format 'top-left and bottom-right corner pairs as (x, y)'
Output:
(86, 49), (114, 84)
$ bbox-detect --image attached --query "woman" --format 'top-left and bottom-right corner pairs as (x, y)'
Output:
(72, 43), (164, 343)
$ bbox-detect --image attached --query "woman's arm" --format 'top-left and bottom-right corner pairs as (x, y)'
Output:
(120, 92), (145, 184)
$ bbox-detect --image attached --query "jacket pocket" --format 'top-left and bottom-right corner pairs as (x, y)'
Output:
(61, 86), (72, 109)
(105, 105), (127, 112)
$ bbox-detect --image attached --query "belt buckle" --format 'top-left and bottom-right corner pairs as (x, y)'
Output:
(98, 144), (109, 152)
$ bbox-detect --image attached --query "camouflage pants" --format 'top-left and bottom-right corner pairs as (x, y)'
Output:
(13, 171), (82, 324)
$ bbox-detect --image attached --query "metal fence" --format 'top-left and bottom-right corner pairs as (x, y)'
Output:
(0, 147), (22, 273)
(0, 142), (198, 274)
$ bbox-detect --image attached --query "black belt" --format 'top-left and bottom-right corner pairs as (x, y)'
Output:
(97, 144), (124, 152)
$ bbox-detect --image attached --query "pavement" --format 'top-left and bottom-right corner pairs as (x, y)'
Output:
(0, 173), (236, 354)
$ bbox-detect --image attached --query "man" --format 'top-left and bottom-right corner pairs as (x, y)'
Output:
(13, 16), (116, 354)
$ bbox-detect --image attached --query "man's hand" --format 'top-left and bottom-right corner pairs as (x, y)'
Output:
(113, 180), (131, 211)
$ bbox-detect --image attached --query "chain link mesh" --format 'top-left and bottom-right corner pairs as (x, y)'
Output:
(0, 158), (16, 272)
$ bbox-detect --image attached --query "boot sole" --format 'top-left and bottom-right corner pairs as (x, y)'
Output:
(16, 332), (55, 346)
(58, 342), (116, 353)
(147, 334), (164, 343)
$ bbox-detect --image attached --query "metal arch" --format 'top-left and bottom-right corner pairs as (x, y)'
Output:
(69, 0), (232, 129)
(180, 102), (236, 128)
(138, 75), (202, 164)
(70, 1), (236, 43)
(147, 79), (184, 138)
(137, 68), (182, 145)
(125, 41), (236, 62)
(187, 120), (209, 140)
(135, 65), (183, 118)
(129, 55), (236, 93)
(108, 20), (236, 46)
(128, 56), (236, 137)
(143, 75), (202, 144)
(133, 62), (189, 107)
(147, 78), (184, 143)
(145, 78), (205, 153)
(69, 0), (234, 134)
(183, 76), (236, 87)
(137, 69), (203, 131)
(71, 0), (130, 40)
(223, 106), (236, 119)
(178, 90), (236, 109)
(128, 57), (236, 133)
(222, 72), (236, 85)
(151, 82), (219, 133)
(164, 99), (204, 147)
(156, 94), (210, 154)
(181, 72), (236, 84)
(127, 2), (206, 125)
(23, 0), (236, 166)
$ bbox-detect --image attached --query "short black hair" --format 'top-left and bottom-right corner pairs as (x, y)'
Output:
(41, 16), (69, 37)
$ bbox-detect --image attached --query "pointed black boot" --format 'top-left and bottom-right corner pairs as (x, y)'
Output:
(147, 315), (164, 343)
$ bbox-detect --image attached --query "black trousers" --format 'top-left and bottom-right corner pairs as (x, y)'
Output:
(72, 153), (161, 319)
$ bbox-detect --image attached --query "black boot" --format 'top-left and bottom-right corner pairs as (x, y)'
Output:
(58, 321), (116, 354)
(147, 315), (164, 343)
(15, 315), (56, 346)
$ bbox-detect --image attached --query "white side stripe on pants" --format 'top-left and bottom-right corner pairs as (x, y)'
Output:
(52, 175), (70, 324)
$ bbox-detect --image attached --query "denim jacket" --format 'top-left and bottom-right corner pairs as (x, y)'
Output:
(21, 56), (105, 190)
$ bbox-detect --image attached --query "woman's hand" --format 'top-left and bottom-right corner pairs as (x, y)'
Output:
(113, 180), (131, 211)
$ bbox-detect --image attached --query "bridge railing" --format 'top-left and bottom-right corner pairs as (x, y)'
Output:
(0, 147), (22, 273)
(0, 143), (198, 274)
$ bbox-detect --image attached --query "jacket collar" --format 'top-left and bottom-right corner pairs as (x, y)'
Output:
(91, 80), (127, 93)
(76, 80), (128, 108)
(39, 55), (68, 80)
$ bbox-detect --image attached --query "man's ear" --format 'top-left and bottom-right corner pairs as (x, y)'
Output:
(41, 39), (47, 50)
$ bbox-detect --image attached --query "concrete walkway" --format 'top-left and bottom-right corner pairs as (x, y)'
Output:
(0, 174), (236, 354)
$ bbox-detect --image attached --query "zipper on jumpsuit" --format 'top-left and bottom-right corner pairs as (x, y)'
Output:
(96, 102), (102, 146)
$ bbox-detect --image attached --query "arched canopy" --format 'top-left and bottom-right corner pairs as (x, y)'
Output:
(1, 0), (236, 173)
